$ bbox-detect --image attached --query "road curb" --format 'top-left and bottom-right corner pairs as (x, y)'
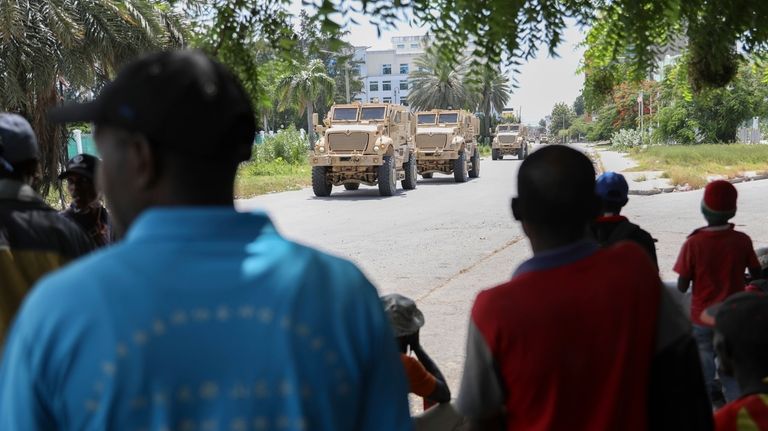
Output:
(627, 175), (768, 195)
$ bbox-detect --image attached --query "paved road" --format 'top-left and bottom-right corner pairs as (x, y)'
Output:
(237, 145), (768, 395)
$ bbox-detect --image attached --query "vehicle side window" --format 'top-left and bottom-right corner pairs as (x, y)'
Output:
(395, 112), (401, 123)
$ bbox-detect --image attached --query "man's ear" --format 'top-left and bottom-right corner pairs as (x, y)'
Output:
(511, 197), (522, 221)
(125, 134), (158, 190)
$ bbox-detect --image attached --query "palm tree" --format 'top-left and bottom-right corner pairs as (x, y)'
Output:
(276, 59), (335, 146)
(475, 66), (511, 139)
(408, 48), (473, 111)
(0, 0), (183, 195)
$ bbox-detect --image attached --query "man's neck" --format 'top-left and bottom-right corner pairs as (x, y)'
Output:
(529, 234), (590, 255)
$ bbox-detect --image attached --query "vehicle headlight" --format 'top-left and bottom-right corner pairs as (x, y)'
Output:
(317, 146), (325, 153)
(373, 145), (380, 152)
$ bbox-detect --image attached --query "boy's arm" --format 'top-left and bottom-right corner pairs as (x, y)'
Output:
(411, 344), (451, 403)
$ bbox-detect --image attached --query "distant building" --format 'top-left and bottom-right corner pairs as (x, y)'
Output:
(353, 36), (429, 106)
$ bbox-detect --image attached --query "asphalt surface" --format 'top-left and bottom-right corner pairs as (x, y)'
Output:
(236, 144), (768, 395)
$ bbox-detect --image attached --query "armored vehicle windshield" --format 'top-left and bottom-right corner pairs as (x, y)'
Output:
(438, 113), (459, 124)
(418, 114), (437, 124)
(332, 107), (358, 121)
(361, 107), (386, 120)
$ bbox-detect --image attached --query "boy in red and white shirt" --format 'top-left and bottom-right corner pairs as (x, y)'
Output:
(675, 180), (762, 405)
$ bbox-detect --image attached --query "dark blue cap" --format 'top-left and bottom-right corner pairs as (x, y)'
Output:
(595, 171), (629, 205)
(0, 113), (39, 172)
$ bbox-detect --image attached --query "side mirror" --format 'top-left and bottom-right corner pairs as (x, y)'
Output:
(488, 128), (493, 134)
(312, 113), (319, 126)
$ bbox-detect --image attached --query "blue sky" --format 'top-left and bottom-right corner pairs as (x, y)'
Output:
(291, 3), (586, 123)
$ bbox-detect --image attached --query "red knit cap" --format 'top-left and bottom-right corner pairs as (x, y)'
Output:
(702, 180), (737, 215)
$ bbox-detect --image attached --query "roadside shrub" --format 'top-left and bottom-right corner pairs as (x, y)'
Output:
(610, 128), (642, 149)
(252, 125), (308, 164)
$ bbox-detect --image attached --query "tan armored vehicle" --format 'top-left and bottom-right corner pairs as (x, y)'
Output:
(310, 103), (417, 197)
(491, 123), (529, 160)
(413, 110), (480, 182)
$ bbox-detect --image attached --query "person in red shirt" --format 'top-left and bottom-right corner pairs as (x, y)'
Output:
(381, 294), (451, 408)
(675, 180), (762, 405)
(456, 145), (712, 431)
(707, 292), (768, 430)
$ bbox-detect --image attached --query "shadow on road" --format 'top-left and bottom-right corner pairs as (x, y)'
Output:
(417, 177), (476, 186)
(491, 158), (524, 162)
(310, 188), (410, 201)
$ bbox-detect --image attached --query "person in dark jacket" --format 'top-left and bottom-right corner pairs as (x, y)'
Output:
(59, 153), (112, 247)
(0, 113), (93, 346)
(592, 171), (658, 268)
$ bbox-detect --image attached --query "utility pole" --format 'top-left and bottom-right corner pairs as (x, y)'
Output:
(345, 64), (350, 103)
(562, 113), (566, 143)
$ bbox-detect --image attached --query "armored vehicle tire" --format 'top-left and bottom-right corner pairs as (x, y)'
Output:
(377, 155), (397, 196)
(422, 172), (433, 179)
(402, 154), (417, 190)
(454, 152), (468, 183)
(492, 149), (500, 160)
(343, 183), (360, 191)
(469, 149), (480, 178)
(312, 166), (332, 197)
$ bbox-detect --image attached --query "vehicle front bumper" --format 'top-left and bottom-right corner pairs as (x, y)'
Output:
(310, 154), (384, 167)
(416, 149), (460, 161)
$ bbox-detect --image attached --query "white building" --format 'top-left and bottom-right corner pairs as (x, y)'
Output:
(352, 36), (429, 106)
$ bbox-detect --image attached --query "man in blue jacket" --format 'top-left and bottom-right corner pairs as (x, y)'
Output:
(0, 50), (411, 431)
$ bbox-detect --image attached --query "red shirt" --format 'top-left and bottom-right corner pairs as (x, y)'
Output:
(471, 243), (660, 431)
(674, 225), (760, 325)
(715, 393), (768, 431)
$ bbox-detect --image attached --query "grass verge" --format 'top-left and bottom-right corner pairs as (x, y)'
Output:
(235, 160), (311, 199)
(478, 144), (491, 157)
(627, 144), (768, 188)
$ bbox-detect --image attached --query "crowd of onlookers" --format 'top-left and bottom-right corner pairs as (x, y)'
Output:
(0, 49), (766, 431)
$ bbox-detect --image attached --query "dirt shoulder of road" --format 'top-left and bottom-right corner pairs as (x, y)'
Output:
(593, 143), (768, 194)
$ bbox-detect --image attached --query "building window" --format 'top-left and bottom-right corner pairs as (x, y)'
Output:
(382, 81), (392, 91)
(369, 81), (379, 91)
(396, 44), (405, 49)
(399, 80), (408, 90)
(383, 64), (392, 75)
(401, 98), (408, 106)
(383, 97), (392, 103)
(410, 43), (419, 49)
(400, 64), (409, 74)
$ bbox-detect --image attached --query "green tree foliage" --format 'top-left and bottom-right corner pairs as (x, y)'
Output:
(549, 103), (575, 137)
(472, 66), (511, 139)
(0, 0), (184, 194)
(655, 59), (768, 143)
(276, 59), (335, 146)
(190, 0), (768, 93)
(408, 48), (473, 111)
(573, 94), (585, 116)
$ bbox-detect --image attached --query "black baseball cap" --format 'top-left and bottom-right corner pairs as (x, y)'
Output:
(59, 153), (99, 180)
(49, 50), (255, 162)
(0, 113), (39, 172)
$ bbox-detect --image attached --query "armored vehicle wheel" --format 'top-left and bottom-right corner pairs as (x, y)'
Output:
(402, 154), (417, 190)
(422, 172), (433, 179)
(492, 149), (500, 160)
(469, 148), (480, 178)
(377, 155), (397, 196)
(312, 166), (332, 197)
(343, 183), (360, 191)
(454, 151), (468, 183)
